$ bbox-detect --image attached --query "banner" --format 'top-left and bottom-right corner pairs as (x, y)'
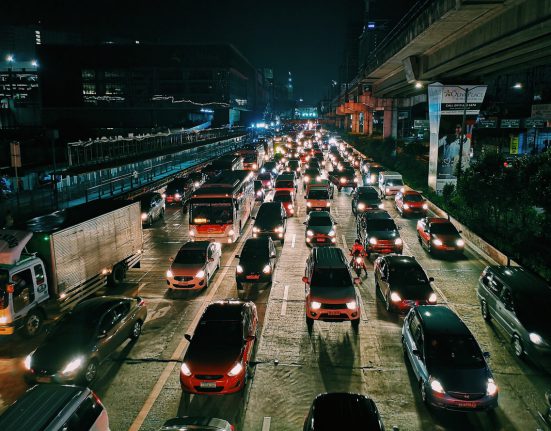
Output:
(428, 83), (486, 193)
(510, 136), (519, 154)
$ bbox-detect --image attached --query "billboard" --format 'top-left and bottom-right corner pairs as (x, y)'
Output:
(428, 83), (487, 193)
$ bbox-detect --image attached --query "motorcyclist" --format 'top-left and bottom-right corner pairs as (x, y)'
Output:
(350, 239), (368, 276)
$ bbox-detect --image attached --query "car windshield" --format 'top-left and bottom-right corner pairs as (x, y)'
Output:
(370, 167), (384, 174)
(190, 201), (233, 224)
(389, 265), (428, 285)
(367, 219), (396, 231)
(358, 190), (378, 199)
(431, 223), (459, 235)
(273, 193), (292, 202)
(308, 217), (333, 227)
(304, 170), (320, 177)
(426, 335), (485, 368)
(256, 207), (282, 223)
(311, 268), (352, 288)
(276, 180), (294, 188)
(50, 313), (97, 341)
(195, 320), (242, 344)
(404, 194), (424, 202)
(241, 244), (269, 260)
(174, 249), (206, 265)
(288, 161), (299, 167)
(385, 179), (403, 187)
(307, 189), (329, 199)
(0, 270), (9, 310)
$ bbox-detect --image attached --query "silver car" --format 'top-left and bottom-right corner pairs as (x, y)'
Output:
(167, 241), (221, 291)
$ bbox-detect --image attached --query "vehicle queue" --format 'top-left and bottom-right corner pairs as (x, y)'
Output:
(1, 127), (550, 430)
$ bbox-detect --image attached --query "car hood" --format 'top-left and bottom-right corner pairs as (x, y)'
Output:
(358, 198), (380, 206)
(430, 365), (490, 394)
(239, 258), (270, 272)
(171, 263), (204, 276)
(392, 284), (433, 300)
(309, 225), (333, 235)
(185, 341), (243, 373)
(32, 334), (92, 371)
(433, 233), (460, 243)
(310, 285), (356, 302)
(368, 230), (399, 240)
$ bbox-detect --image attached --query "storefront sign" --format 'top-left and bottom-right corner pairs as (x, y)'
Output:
(477, 119), (497, 128)
(500, 119), (520, 128)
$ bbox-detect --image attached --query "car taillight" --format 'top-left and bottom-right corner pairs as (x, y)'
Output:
(91, 391), (103, 405)
(136, 296), (145, 307)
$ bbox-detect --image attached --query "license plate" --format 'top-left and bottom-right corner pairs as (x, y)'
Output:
(36, 376), (52, 383)
(246, 275), (260, 280)
(327, 310), (341, 315)
(457, 401), (477, 408)
(200, 382), (217, 388)
(315, 208), (321, 211)
(317, 238), (326, 242)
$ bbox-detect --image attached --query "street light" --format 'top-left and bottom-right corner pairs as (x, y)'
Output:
(513, 82), (523, 89)
(31, 60), (38, 67)
(6, 54), (14, 63)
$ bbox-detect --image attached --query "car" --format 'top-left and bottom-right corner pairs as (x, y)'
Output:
(254, 180), (265, 202)
(477, 265), (551, 369)
(256, 172), (274, 189)
(235, 237), (277, 291)
(286, 159), (302, 176)
(303, 247), (361, 330)
(304, 158), (321, 171)
(138, 192), (165, 226)
(305, 178), (334, 199)
(351, 186), (384, 215)
(272, 189), (295, 217)
(274, 174), (297, 194)
(305, 187), (331, 213)
(163, 178), (191, 206)
(252, 202), (287, 244)
(180, 300), (257, 395)
(363, 163), (384, 185)
(330, 166), (357, 191)
(395, 189), (428, 217)
(378, 171), (404, 199)
(303, 392), (385, 431)
(189, 172), (207, 190)
(304, 211), (337, 246)
(166, 241), (221, 291)
(262, 161), (279, 177)
(357, 210), (403, 256)
(303, 168), (323, 189)
(402, 305), (498, 411)
(417, 217), (464, 255)
(159, 417), (234, 431)
(24, 296), (147, 385)
(0, 384), (110, 431)
(374, 255), (437, 313)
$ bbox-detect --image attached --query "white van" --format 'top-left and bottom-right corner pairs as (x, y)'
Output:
(378, 171), (404, 198)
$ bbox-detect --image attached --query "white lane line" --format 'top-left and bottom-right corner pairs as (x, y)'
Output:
(280, 285), (290, 316)
(334, 205), (340, 218)
(128, 230), (247, 431)
(262, 417), (272, 431)
(341, 234), (348, 251)
(291, 233), (296, 248)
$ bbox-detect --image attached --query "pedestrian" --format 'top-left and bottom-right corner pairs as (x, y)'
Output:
(3, 210), (14, 228)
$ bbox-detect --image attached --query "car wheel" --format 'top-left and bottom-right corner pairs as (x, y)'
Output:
(160, 208), (165, 219)
(512, 335), (524, 358)
(109, 263), (126, 286)
(401, 336), (409, 359)
(351, 319), (360, 330)
(130, 320), (142, 340)
(82, 360), (98, 385)
(23, 310), (43, 338)
(481, 300), (491, 322)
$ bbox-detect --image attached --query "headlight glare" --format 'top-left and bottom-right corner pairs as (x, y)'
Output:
(430, 379), (445, 394)
(428, 293), (437, 303)
(390, 292), (401, 302)
(61, 357), (83, 375)
(486, 378), (498, 396)
(195, 270), (205, 278)
(236, 265), (244, 274)
(181, 362), (192, 376)
(529, 333), (544, 345)
(228, 362), (243, 376)
(307, 230), (314, 237)
(166, 269), (173, 278)
(263, 265), (271, 274)
(310, 301), (321, 310)
(456, 239), (465, 247)
(432, 238), (443, 246)
(346, 300), (357, 310)
(369, 237), (377, 245)
(395, 238), (403, 245)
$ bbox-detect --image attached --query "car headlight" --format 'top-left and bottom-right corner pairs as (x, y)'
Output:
(181, 362), (192, 376)
(346, 300), (357, 310)
(24, 353), (32, 370)
(456, 239), (465, 247)
(430, 378), (445, 394)
(390, 292), (402, 302)
(529, 333), (544, 345)
(432, 238), (443, 246)
(326, 202), (331, 207)
(189, 230), (195, 236)
(61, 357), (84, 375)
(355, 257), (362, 264)
(395, 238), (403, 245)
(403, 203), (410, 210)
(175, 193), (181, 199)
(369, 237), (377, 245)
(236, 265), (244, 274)
(228, 229), (235, 236)
(304, 176), (310, 182)
(306, 202), (312, 207)
(252, 163), (258, 170)
(378, 203), (384, 209)
(263, 265), (271, 274)
(428, 293), (437, 303)
(328, 230), (335, 236)
(357, 203), (366, 211)
(340, 177), (346, 183)
(257, 190), (263, 196)
(422, 203), (428, 210)
(310, 301), (321, 310)
(195, 270), (205, 278)
(307, 230), (314, 237)
(141, 213), (148, 220)
(486, 378), (498, 396)
(288, 204), (293, 210)
(162, 193), (167, 198)
(166, 269), (174, 278)
(228, 362), (244, 377)
(253, 227), (259, 233)
(316, 176), (322, 182)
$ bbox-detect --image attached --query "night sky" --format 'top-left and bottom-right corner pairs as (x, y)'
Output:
(3, 0), (365, 104)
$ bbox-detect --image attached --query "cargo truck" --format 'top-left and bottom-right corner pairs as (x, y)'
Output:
(0, 200), (143, 337)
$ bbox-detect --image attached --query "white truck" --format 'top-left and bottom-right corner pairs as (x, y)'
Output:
(378, 171), (404, 199)
(0, 200), (143, 337)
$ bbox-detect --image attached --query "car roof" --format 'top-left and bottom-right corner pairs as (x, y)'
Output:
(309, 210), (331, 219)
(312, 247), (346, 268)
(384, 255), (420, 268)
(179, 241), (211, 252)
(361, 210), (391, 220)
(203, 300), (248, 321)
(258, 202), (283, 211)
(427, 217), (450, 224)
(310, 393), (380, 429)
(243, 237), (270, 248)
(274, 189), (292, 195)
(357, 186), (378, 193)
(416, 306), (469, 336)
(0, 385), (89, 431)
(487, 266), (551, 299)
(381, 171), (401, 176)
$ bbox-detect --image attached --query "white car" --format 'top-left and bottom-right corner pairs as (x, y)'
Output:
(167, 241), (221, 291)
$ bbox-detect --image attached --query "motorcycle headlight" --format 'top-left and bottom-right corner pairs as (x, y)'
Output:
(263, 264), (271, 274)
(430, 378), (445, 394)
(369, 237), (377, 245)
(228, 362), (244, 377)
(390, 292), (402, 302)
(486, 378), (498, 397)
(181, 362), (192, 376)
(166, 269), (174, 278)
(456, 239), (465, 247)
(355, 257), (362, 264)
(175, 193), (181, 199)
(357, 203), (366, 211)
(340, 177), (346, 183)
(432, 238), (443, 246)
(428, 293), (437, 303)
(195, 270), (205, 278)
(310, 301), (321, 310)
(422, 203), (428, 210)
(307, 230), (314, 237)
(395, 238), (403, 245)
(61, 357), (84, 375)
(346, 300), (357, 310)
(236, 265), (244, 274)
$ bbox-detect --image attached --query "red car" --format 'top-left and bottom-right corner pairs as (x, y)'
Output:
(395, 189), (428, 217)
(417, 217), (464, 255)
(272, 189), (295, 217)
(256, 172), (273, 189)
(180, 300), (257, 395)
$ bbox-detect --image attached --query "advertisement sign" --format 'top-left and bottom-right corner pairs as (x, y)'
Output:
(524, 118), (545, 128)
(477, 119), (497, 128)
(531, 104), (551, 120)
(428, 83), (484, 193)
(500, 119), (520, 128)
(510, 136), (519, 155)
(414, 120), (429, 129)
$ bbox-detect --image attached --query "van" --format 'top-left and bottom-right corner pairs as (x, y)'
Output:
(378, 171), (403, 198)
(0, 384), (109, 431)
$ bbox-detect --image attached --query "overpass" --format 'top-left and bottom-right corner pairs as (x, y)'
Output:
(330, 0), (551, 136)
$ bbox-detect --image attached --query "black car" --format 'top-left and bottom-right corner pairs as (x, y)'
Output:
(286, 159), (302, 176)
(189, 172), (207, 190)
(252, 202), (287, 244)
(303, 393), (385, 431)
(235, 237), (277, 291)
(305, 158), (321, 171)
(357, 210), (403, 255)
(164, 178), (191, 206)
(254, 180), (265, 201)
(374, 255), (437, 313)
(303, 168), (322, 190)
(304, 211), (337, 246)
(138, 192), (165, 226)
(352, 186), (383, 215)
(24, 296), (147, 385)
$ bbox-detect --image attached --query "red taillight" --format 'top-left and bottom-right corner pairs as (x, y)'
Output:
(91, 391), (103, 405)
(137, 297), (145, 307)
(503, 162), (508, 167)
(230, 425), (235, 431)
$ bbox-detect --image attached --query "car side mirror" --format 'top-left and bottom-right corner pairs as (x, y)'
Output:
(235, 255), (240, 259)
(397, 226), (402, 230)
(303, 222), (307, 225)
(459, 230), (463, 234)
(429, 277), (434, 282)
(184, 334), (192, 342)
(302, 276), (309, 284)
(354, 277), (361, 285)
(483, 351), (491, 358)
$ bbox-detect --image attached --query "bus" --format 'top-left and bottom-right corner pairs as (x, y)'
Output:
(189, 170), (255, 243)
(211, 154), (244, 171)
(238, 143), (265, 171)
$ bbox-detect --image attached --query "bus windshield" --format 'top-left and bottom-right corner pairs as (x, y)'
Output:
(190, 201), (233, 224)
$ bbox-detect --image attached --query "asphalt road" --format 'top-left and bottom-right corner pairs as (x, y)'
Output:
(0, 166), (550, 431)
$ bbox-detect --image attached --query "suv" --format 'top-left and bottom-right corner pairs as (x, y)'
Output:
(330, 166), (357, 191)
(351, 186), (383, 215)
(302, 247), (361, 330)
(417, 217), (464, 255)
(477, 265), (551, 370)
(236, 237), (277, 291)
(252, 202), (287, 244)
(402, 305), (498, 411)
(138, 192), (165, 226)
(374, 255), (436, 313)
(305, 187), (331, 213)
(357, 210), (403, 256)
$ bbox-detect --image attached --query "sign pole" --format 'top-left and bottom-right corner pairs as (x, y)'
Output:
(458, 88), (468, 183)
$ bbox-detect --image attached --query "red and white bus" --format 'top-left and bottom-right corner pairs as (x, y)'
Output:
(189, 170), (255, 243)
(238, 143), (265, 171)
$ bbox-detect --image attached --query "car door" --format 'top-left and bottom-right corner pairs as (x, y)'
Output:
(395, 192), (403, 211)
(481, 271), (500, 316)
(378, 260), (390, 298)
(112, 301), (133, 343)
(497, 287), (518, 337)
(419, 220), (430, 246)
(96, 309), (121, 361)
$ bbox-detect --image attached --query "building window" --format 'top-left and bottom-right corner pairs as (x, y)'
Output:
(82, 83), (96, 95)
(82, 70), (95, 80)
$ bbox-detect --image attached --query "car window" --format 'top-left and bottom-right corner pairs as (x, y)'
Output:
(99, 310), (118, 333)
(489, 277), (503, 295)
(63, 395), (103, 431)
(426, 335), (485, 368)
(34, 265), (45, 286)
(500, 288), (514, 310)
(113, 302), (130, 321)
(11, 269), (33, 313)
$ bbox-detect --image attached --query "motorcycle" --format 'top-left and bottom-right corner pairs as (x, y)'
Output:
(349, 250), (367, 278)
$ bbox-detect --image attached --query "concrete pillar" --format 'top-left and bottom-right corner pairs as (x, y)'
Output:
(352, 113), (360, 133)
(363, 110), (373, 135)
(383, 101), (398, 139)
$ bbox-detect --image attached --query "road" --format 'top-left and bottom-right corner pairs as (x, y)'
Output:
(0, 167), (550, 430)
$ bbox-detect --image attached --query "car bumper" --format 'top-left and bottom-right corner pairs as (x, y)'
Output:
(180, 373), (245, 395)
(391, 299), (433, 313)
(432, 244), (464, 253)
(306, 235), (336, 246)
(367, 244), (403, 254)
(237, 273), (272, 284)
(253, 231), (285, 241)
(306, 305), (360, 322)
(306, 206), (330, 213)
(428, 391), (498, 411)
(402, 207), (427, 216)
(167, 277), (206, 290)
(27, 369), (80, 384)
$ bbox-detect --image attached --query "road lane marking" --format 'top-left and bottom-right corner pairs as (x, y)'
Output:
(262, 417), (272, 431)
(128, 227), (249, 431)
(280, 285), (289, 316)
(341, 234), (348, 251)
(291, 233), (296, 248)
